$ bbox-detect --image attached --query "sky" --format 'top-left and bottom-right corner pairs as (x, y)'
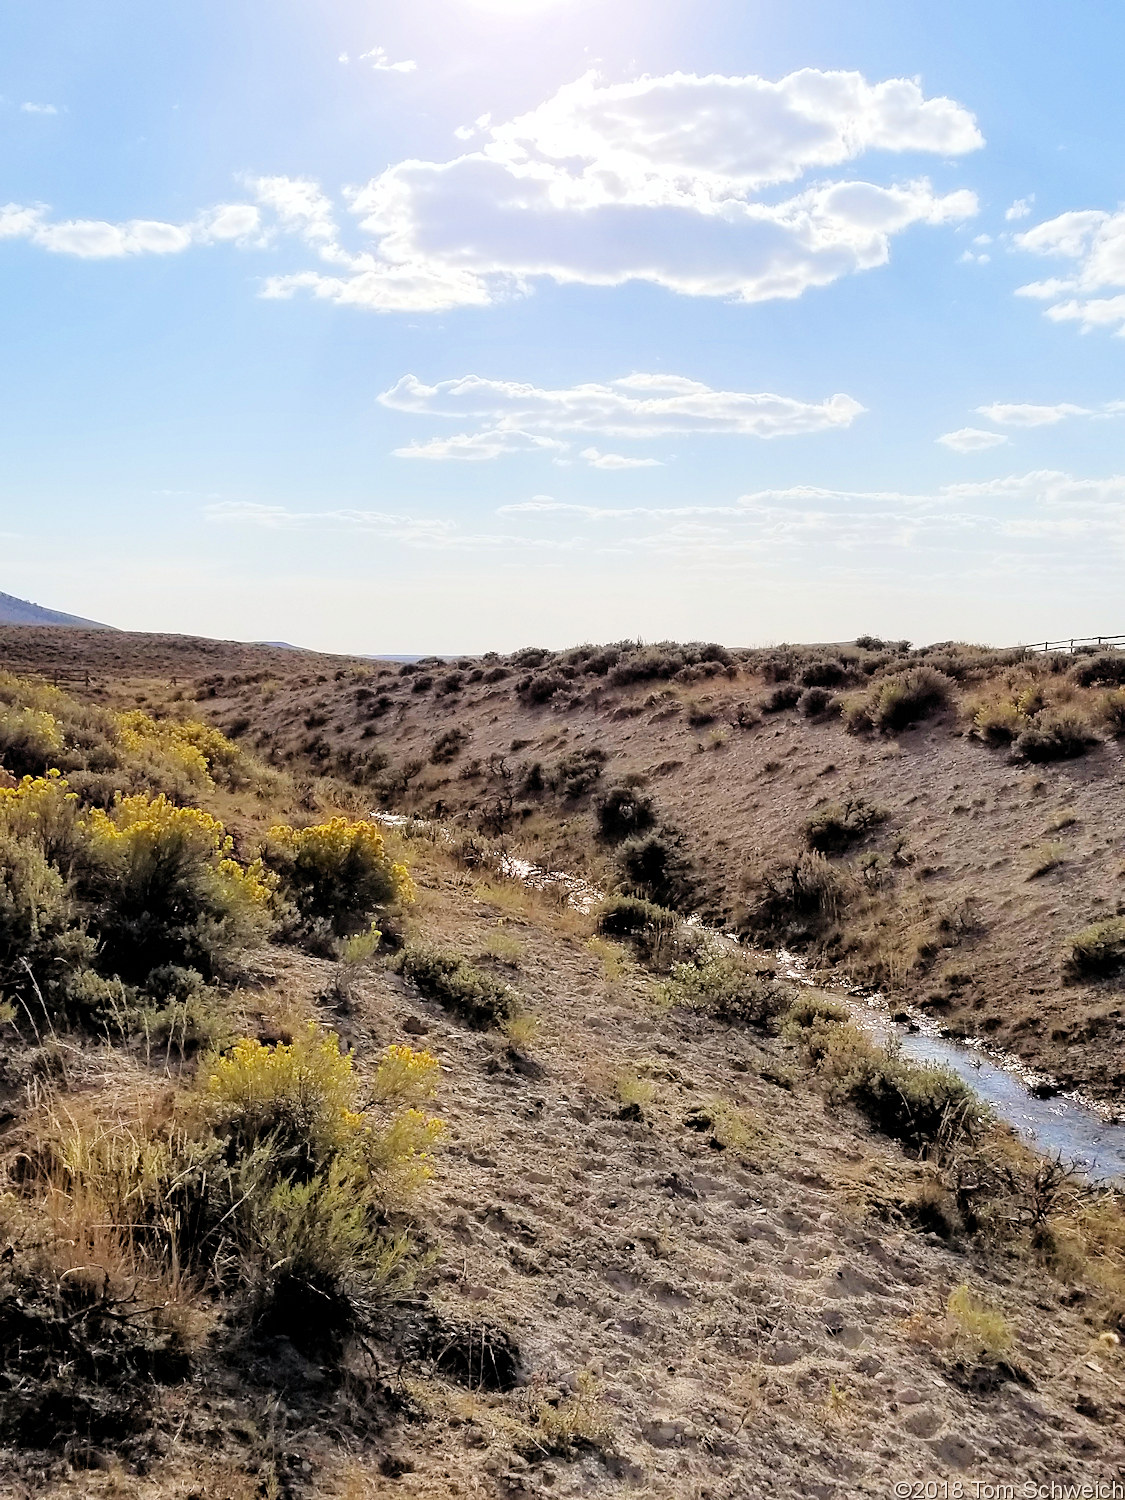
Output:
(3, 0), (1125, 653)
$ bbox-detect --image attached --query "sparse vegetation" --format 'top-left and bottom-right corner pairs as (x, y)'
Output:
(396, 939), (519, 1027)
(802, 796), (887, 854)
(1063, 917), (1125, 982)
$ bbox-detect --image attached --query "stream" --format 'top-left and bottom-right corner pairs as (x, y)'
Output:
(374, 813), (1125, 1185)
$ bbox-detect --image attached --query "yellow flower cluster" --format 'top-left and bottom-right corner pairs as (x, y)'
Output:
(86, 792), (274, 906)
(116, 710), (241, 788)
(0, 704), (63, 754)
(207, 1023), (365, 1145)
(268, 815), (416, 905)
(206, 1025), (444, 1188)
(371, 1042), (440, 1103)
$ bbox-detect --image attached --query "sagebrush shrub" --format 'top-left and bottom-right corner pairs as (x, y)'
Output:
(797, 686), (836, 718)
(595, 783), (655, 842)
(1014, 710), (1098, 763)
(395, 941), (517, 1028)
(663, 952), (790, 1029)
(817, 1024), (984, 1155)
(1072, 652), (1125, 688)
(1063, 918), (1125, 982)
(803, 797), (887, 854)
(743, 852), (854, 939)
(1097, 689), (1125, 738)
(617, 828), (695, 909)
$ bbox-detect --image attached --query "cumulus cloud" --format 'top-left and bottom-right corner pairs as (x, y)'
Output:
(0, 199), (262, 258)
(1, 69), (979, 313)
(265, 67), (980, 312)
(936, 427), (1010, 453)
(393, 430), (567, 461)
(379, 373), (866, 453)
(976, 401), (1090, 427)
(1005, 196), (1034, 221)
(20, 102), (57, 115)
(1015, 206), (1125, 333)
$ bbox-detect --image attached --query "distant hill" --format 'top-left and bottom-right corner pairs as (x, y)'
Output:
(0, 591), (113, 629)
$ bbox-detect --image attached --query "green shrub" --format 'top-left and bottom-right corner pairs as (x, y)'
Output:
(1014, 710), (1098, 763)
(743, 853), (854, 940)
(1063, 918), (1125, 982)
(595, 783), (655, 842)
(817, 1025), (984, 1155)
(797, 686), (837, 718)
(760, 683), (801, 713)
(617, 828), (695, 909)
(1072, 652), (1125, 687)
(395, 941), (517, 1028)
(430, 727), (470, 764)
(549, 747), (607, 799)
(1098, 689), (1125, 738)
(782, 993), (851, 1059)
(0, 828), (94, 1016)
(802, 797), (887, 854)
(663, 952), (790, 1029)
(864, 666), (953, 733)
(596, 893), (676, 937)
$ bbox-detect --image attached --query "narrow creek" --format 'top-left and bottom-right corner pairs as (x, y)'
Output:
(374, 814), (1125, 1185)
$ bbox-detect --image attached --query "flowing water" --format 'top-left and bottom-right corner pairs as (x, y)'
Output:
(374, 813), (1125, 1184)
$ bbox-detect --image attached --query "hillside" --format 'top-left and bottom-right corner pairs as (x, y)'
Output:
(0, 656), (1122, 1496)
(174, 636), (1125, 1106)
(0, 591), (113, 630)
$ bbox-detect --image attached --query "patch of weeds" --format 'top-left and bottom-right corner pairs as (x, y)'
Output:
(1063, 918), (1125, 982)
(663, 951), (791, 1029)
(1027, 842), (1065, 879)
(946, 1283), (1014, 1359)
(802, 796), (887, 855)
(395, 941), (518, 1028)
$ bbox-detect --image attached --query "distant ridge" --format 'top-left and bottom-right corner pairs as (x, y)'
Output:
(0, 590), (114, 629)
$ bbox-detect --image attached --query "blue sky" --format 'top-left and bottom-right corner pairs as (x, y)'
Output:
(4, 0), (1125, 652)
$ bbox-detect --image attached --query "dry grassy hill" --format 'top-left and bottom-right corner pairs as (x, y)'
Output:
(0, 640), (1122, 1496)
(165, 636), (1125, 1105)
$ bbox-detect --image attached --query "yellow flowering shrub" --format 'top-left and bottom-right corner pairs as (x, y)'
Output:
(206, 1024), (366, 1163)
(370, 1042), (440, 1104)
(0, 704), (64, 777)
(205, 1026), (443, 1188)
(0, 769), (84, 868)
(116, 710), (244, 791)
(264, 816), (415, 940)
(82, 793), (274, 979)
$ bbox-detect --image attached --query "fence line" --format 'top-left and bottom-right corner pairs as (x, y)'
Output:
(1013, 634), (1125, 655)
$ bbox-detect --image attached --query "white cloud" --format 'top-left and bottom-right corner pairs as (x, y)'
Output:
(20, 102), (57, 116)
(359, 46), (417, 73)
(393, 430), (567, 461)
(0, 198), (261, 258)
(267, 68), (980, 312)
(379, 372), (866, 443)
(1015, 206), (1125, 333)
(937, 427), (1010, 453)
(1005, 196), (1034, 221)
(976, 401), (1092, 427)
(580, 448), (663, 469)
